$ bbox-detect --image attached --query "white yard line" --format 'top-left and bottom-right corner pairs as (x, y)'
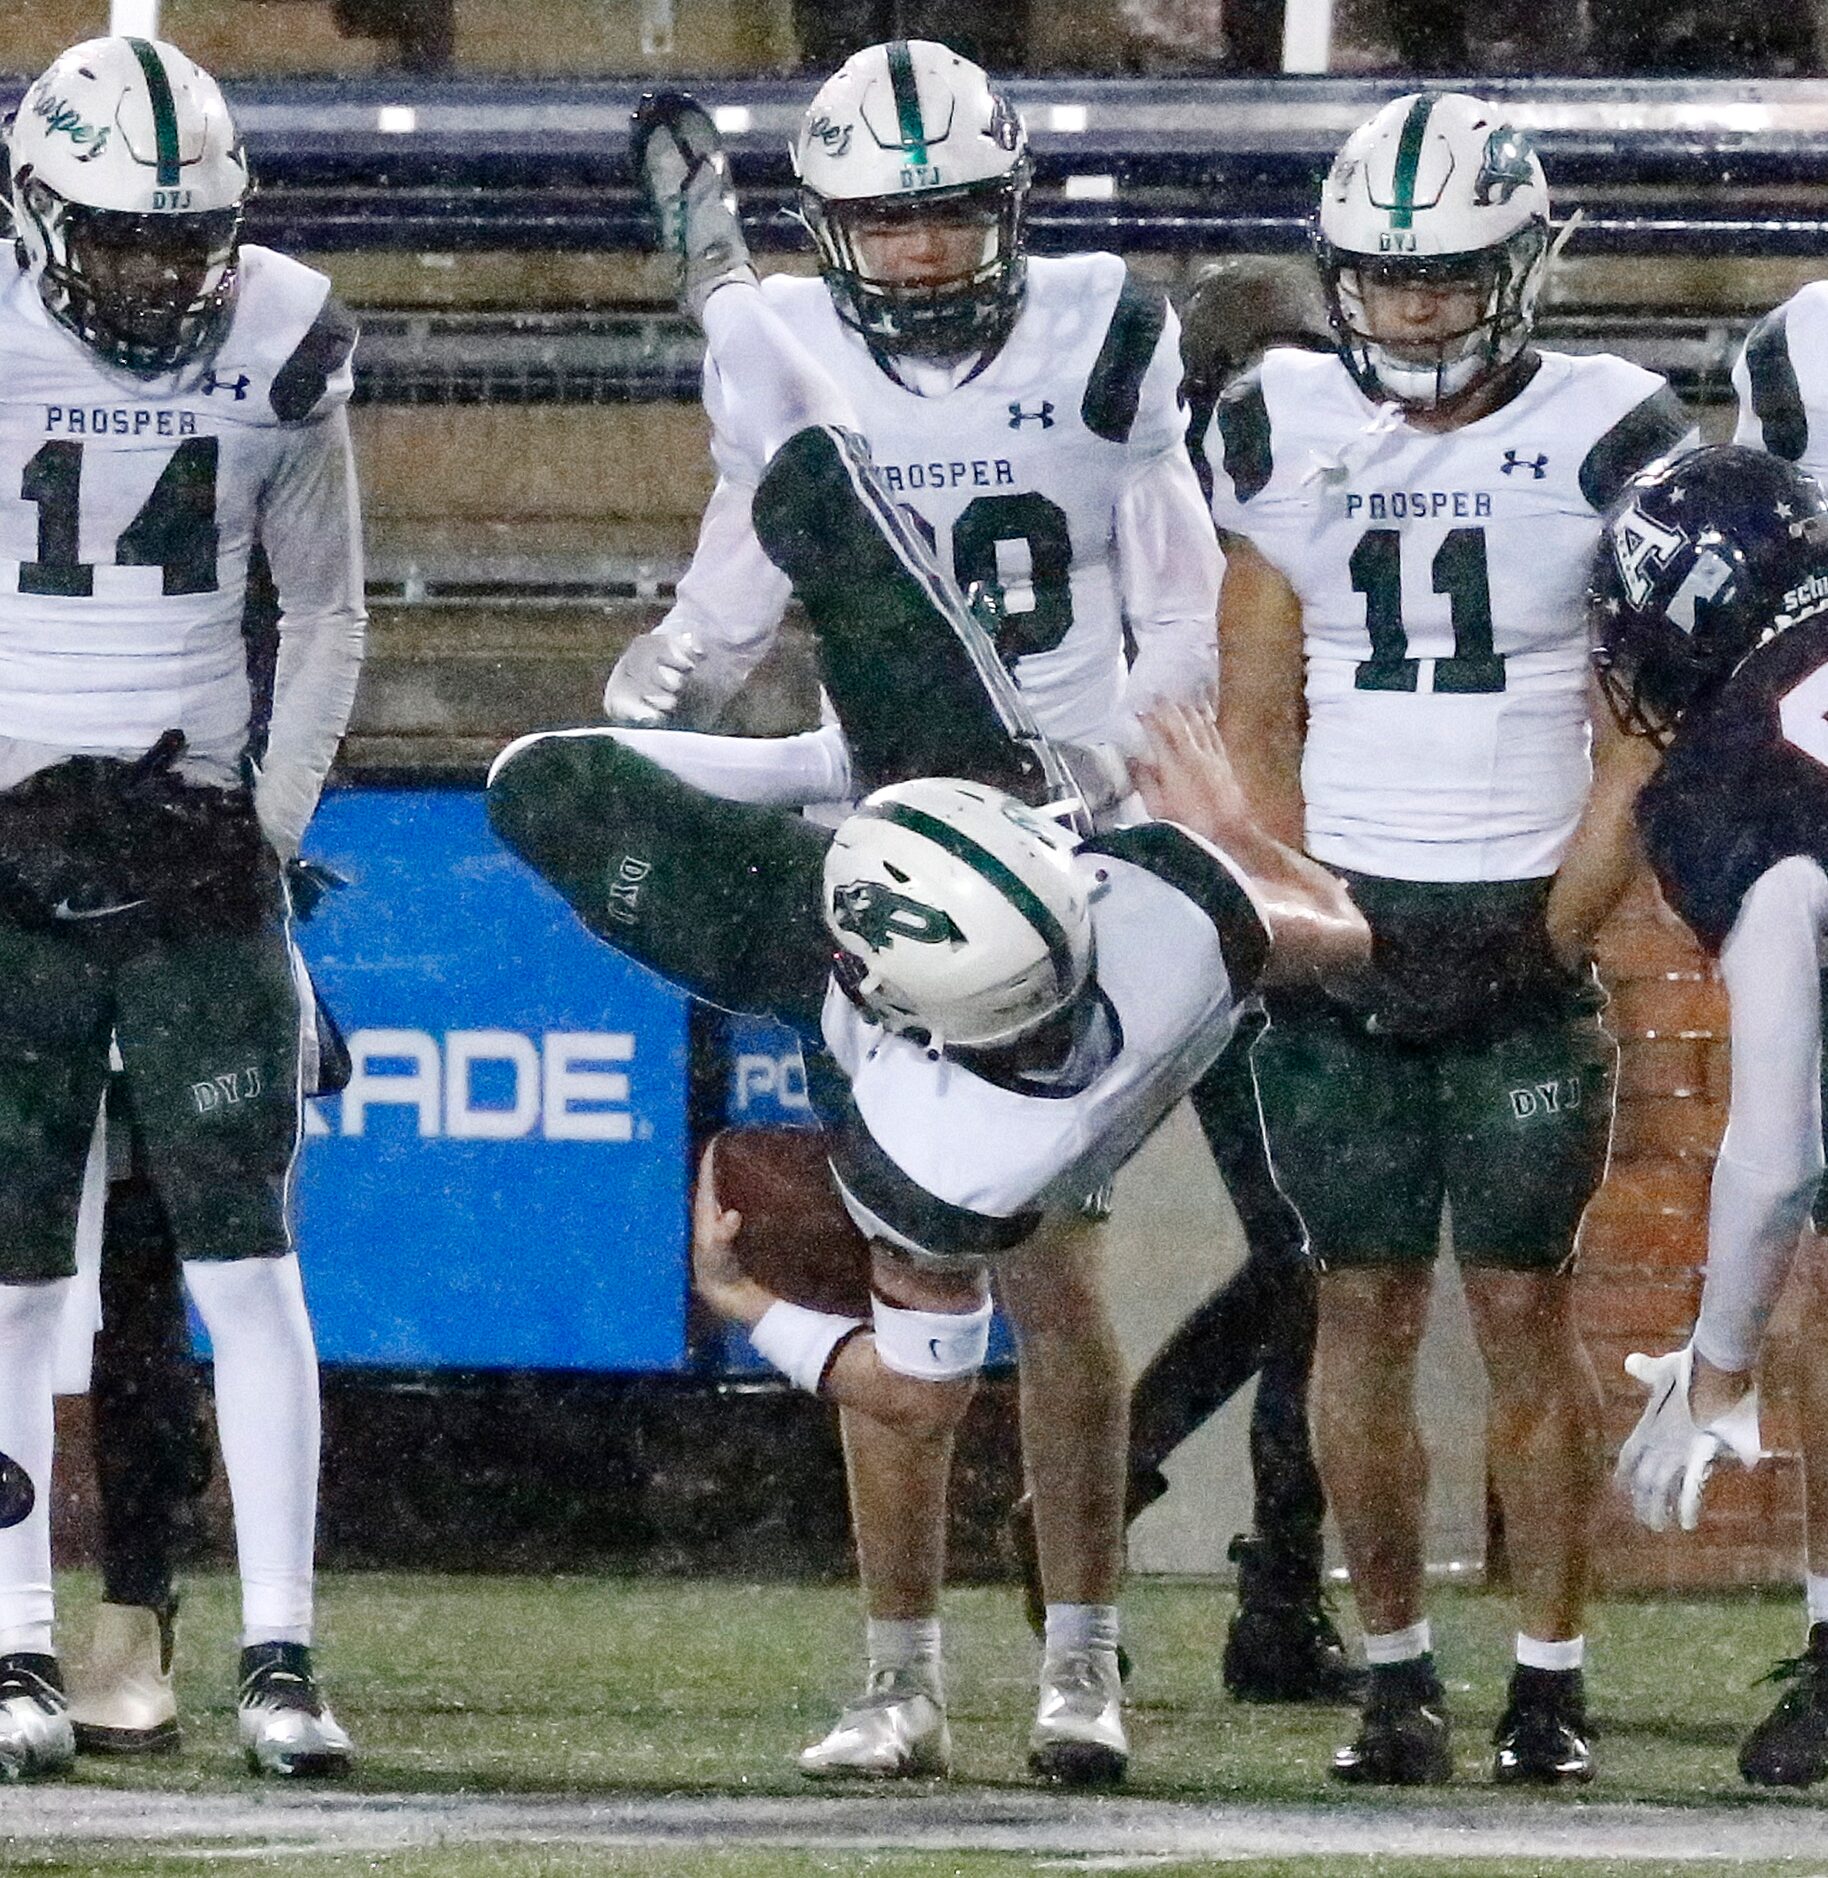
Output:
(4, 1789), (1828, 1865)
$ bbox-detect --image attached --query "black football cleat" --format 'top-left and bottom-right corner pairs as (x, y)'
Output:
(1223, 1534), (1366, 1704)
(1491, 1664), (1594, 1786)
(1740, 1625), (1828, 1788)
(1331, 1656), (1453, 1786)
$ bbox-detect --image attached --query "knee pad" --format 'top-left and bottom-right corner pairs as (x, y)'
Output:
(871, 1294), (992, 1383)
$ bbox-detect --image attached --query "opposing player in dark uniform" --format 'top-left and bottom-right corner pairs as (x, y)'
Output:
(1599, 444), (1828, 1787)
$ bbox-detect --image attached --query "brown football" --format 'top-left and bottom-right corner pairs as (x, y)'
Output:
(702, 1127), (872, 1318)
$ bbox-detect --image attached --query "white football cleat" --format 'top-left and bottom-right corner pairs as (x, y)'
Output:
(799, 1665), (952, 1779)
(1617, 1343), (1763, 1532)
(1029, 1647), (1129, 1787)
(69, 1603), (179, 1755)
(0, 1653), (75, 1781)
(237, 1643), (354, 1778)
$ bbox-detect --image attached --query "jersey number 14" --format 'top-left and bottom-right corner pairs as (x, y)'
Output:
(18, 438), (219, 599)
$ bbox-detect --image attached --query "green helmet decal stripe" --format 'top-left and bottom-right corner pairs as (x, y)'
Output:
(869, 801), (1077, 994)
(1387, 93), (1434, 231)
(126, 38), (182, 187)
(885, 40), (929, 165)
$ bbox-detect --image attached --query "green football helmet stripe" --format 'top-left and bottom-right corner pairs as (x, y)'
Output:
(867, 800), (1077, 996)
(885, 40), (929, 165)
(126, 38), (183, 188)
(1387, 93), (1434, 232)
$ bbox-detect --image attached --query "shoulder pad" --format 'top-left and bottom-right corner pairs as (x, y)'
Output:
(1743, 303), (1807, 462)
(1206, 365), (1274, 506)
(270, 294), (360, 424)
(1578, 381), (1692, 511)
(1081, 266), (1168, 444)
(1082, 823), (1270, 996)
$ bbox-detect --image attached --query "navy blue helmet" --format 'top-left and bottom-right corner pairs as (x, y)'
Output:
(1590, 444), (1828, 745)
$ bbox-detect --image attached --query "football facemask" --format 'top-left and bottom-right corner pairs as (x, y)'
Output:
(795, 40), (1030, 361)
(6, 37), (249, 376)
(1316, 92), (1553, 410)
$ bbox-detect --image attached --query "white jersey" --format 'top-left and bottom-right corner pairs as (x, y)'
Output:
(662, 254), (1218, 754)
(1204, 347), (1693, 880)
(1733, 280), (1828, 483)
(817, 822), (1269, 1262)
(0, 244), (366, 855)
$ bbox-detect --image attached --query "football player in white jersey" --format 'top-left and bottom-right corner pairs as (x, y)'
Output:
(1597, 445), (1828, 1787)
(1206, 92), (1696, 1786)
(0, 39), (364, 1778)
(601, 52), (1231, 1782)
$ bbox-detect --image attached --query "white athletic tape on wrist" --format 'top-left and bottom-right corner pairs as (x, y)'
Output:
(871, 1295), (992, 1382)
(748, 1300), (865, 1395)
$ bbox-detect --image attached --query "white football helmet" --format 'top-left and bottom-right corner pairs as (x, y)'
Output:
(822, 777), (1093, 1052)
(793, 39), (1030, 359)
(1316, 92), (1552, 409)
(6, 36), (249, 375)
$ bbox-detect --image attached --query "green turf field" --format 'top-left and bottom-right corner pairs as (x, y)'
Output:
(8, 1571), (1828, 1877)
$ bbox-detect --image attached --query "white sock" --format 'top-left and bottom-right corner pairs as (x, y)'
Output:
(1516, 1632), (1584, 1672)
(866, 1616), (942, 1693)
(183, 1256), (320, 1646)
(1363, 1619), (1431, 1666)
(0, 1280), (72, 1658)
(1043, 1603), (1121, 1658)
(1805, 1573), (1828, 1630)
(701, 283), (861, 463)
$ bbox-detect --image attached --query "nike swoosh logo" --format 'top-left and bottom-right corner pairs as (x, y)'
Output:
(929, 1338), (945, 1362)
(51, 897), (149, 921)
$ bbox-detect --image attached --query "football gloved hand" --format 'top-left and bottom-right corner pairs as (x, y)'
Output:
(1615, 1343), (1763, 1533)
(604, 630), (701, 727)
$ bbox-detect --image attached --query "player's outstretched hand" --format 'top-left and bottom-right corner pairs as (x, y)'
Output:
(605, 630), (701, 727)
(690, 1139), (770, 1327)
(1616, 1343), (1763, 1532)
(1130, 700), (1249, 838)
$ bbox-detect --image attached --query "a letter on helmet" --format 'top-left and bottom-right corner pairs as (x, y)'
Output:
(1315, 92), (1553, 410)
(821, 777), (1093, 1052)
(793, 39), (1031, 360)
(6, 36), (249, 377)
(1590, 444), (1828, 744)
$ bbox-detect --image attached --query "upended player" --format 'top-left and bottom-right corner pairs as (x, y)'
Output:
(1604, 446), (1828, 1789)
(608, 44), (1342, 1749)
(489, 94), (1370, 1785)
(0, 39), (363, 1778)
(1207, 92), (1694, 1786)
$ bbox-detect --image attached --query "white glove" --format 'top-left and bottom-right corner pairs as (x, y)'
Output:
(604, 630), (701, 727)
(1615, 1343), (1763, 1533)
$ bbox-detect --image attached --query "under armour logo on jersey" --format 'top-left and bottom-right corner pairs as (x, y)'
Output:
(203, 370), (251, 400)
(1009, 401), (1055, 430)
(1501, 450), (1548, 478)
(831, 881), (963, 951)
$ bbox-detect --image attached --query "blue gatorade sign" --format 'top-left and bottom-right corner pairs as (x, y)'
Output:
(291, 788), (692, 1371)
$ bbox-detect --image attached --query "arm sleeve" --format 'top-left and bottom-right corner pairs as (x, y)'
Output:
(604, 722), (853, 806)
(1111, 449), (1222, 752)
(1693, 855), (1828, 1371)
(643, 472), (795, 713)
(254, 405), (367, 858)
